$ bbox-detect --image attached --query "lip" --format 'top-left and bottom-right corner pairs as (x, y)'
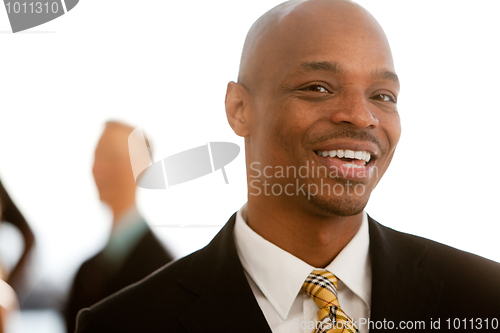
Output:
(312, 140), (380, 158)
(311, 141), (379, 181)
(313, 153), (376, 181)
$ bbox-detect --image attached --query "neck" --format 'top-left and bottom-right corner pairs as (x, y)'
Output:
(110, 198), (136, 227)
(246, 198), (363, 268)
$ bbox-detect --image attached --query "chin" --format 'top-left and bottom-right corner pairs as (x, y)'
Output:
(299, 177), (372, 216)
(310, 195), (368, 217)
(306, 184), (371, 217)
(97, 193), (111, 205)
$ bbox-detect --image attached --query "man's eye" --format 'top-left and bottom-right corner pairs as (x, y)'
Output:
(372, 93), (396, 103)
(302, 85), (330, 93)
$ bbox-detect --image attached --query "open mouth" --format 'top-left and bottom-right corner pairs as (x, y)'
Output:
(314, 149), (372, 168)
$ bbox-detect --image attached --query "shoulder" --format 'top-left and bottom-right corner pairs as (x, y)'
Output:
(75, 213), (240, 333)
(72, 251), (105, 278)
(371, 217), (500, 275)
(369, 216), (500, 315)
(75, 250), (199, 333)
(125, 227), (174, 263)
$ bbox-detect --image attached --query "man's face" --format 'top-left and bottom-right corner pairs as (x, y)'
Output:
(92, 127), (135, 204)
(246, 3), (401, 217)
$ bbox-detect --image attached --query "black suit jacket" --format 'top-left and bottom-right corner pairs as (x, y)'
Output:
(75, 214), (500, 332)
(65, 227), (173, 333)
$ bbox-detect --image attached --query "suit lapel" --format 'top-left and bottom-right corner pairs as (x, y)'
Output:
(176, 214), (443, 332)
(368, 217), (443, 327)
(178, 214), (272, 333)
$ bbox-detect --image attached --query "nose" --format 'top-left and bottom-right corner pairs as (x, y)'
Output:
(329, 89), (379, 129)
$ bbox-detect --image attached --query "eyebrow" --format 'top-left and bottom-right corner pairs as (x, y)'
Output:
(300, 61), (346, 75)
(371, 68), (400, 85)
(298, 61), (400, 85)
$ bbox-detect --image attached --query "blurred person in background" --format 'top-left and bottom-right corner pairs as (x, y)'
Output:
(63, 121), (173, 333)
(0, 178), (36, 303)
(0, 271), (20, 333)
(0, 182), (24, 333)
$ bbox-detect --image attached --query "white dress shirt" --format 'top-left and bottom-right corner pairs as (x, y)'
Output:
(233, 204), (371, 333)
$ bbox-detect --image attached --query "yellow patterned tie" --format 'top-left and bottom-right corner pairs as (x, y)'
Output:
(302, 270), (359, 333)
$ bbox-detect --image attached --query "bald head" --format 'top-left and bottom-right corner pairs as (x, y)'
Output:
(238, 0), (392, 93)
(92, 121), (138, 219)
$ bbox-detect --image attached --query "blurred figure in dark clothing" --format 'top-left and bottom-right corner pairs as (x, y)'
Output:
(0, 178), (36, 302)
(64, 121), (173, 333)
(0, 179), (25, 332)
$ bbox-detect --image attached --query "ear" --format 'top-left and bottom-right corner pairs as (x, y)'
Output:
(225, 81), (251, 137)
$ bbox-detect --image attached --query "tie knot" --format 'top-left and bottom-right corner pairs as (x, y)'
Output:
(302, 270), (340, 309)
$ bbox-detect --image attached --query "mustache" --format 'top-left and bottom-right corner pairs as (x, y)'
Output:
(308, 130), (383, 151)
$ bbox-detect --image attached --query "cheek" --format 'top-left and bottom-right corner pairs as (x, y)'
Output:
(272, 103), (313, 154)
(251, 95), (316, 164)
(380, 112), (401, 151)
(376, 114), (401, 180)
(389, 116), (401, 149)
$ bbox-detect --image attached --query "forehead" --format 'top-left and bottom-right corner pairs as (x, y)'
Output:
(256, 2), (395, 85)
(95, 127), (130, 155)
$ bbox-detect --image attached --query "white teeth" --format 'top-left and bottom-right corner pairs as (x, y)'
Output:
(316, 149), (372, 163)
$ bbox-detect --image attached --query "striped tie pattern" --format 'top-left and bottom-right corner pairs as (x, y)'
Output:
(302, 270), (359, 333)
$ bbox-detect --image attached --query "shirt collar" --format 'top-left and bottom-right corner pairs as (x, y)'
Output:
(233, 203), (371, 320)
(102, 204), (148, 267)
(325, 212), (371, 309)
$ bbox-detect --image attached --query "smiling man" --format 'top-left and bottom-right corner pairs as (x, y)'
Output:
(76, 1), (500, 332)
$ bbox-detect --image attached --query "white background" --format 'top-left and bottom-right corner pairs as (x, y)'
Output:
(0, 0), (499, 314)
